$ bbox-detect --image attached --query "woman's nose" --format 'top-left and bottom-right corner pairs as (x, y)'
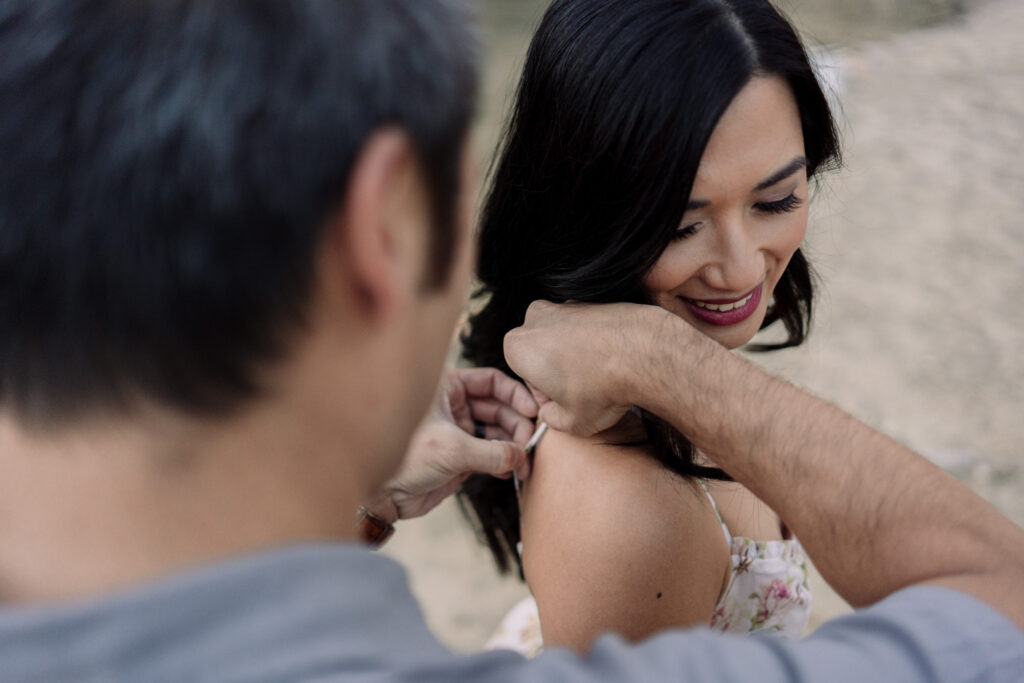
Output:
(701, 216), (764, 292)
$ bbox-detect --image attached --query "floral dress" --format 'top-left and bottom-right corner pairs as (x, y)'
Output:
(485, 483), (812, 656)
(702, 483), (812, 636)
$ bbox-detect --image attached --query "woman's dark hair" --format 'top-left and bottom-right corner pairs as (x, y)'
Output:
(458, 0), (841, 576)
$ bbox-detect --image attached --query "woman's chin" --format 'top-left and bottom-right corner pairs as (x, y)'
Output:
(716, 332), (757, 351)
(673, 309), (764, 350)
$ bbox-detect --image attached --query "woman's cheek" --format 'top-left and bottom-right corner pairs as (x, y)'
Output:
(770, 212), (809, 283)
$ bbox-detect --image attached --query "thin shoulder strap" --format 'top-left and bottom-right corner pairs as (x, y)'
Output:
(699, 480), (732, 546)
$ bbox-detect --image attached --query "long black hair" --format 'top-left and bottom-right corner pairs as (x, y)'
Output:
(459, 0), (841, 576)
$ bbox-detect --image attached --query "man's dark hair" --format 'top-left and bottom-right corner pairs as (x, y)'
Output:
(0, 0), (479, 425)
(459, 0), (841, 577)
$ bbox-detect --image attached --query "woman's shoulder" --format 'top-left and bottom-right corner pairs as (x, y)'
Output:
(701, 478), (784, 542)
(524, 426), (683, 515)
(521, 427), (725, 568)
(519, 426), (731, 649)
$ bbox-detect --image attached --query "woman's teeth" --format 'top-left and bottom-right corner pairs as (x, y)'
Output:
(691, 293), (754, 312)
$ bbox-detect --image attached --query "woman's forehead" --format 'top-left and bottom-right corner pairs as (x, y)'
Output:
(691, 76), (806, 199)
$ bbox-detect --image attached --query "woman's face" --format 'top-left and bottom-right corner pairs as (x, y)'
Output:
(644, 76), (809, 350)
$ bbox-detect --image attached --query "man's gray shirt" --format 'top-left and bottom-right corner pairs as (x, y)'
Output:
(0, 545), (1021, 682)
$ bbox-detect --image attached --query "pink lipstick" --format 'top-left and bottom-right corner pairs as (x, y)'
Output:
(682, 284), (763, 326)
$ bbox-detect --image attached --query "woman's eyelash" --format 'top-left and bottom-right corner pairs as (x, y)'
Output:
(672, 222), (701, 241)
(755, 193), (803, 214)
(672, 194), (801, 242)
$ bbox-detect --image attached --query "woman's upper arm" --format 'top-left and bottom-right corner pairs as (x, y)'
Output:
(520, 428), (730, 653)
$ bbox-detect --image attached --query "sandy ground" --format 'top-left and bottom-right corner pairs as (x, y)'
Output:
(384, 0), (1024, 652)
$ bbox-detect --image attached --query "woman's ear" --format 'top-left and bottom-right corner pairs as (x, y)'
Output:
(329, 128), (426, 324)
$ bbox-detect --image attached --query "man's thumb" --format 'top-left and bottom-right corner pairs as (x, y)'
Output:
(456, 430), (526, 478)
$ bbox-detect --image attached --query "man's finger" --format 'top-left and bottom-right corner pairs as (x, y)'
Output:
(514, 457), (531, 482)
(452, 429), (527, 479)
(443, 373), (475, 432)
(452, 367), (502, 398)
(468, 398), (535, 446)
(509, 415), (536, 446)
(492, 373), (540, 418)
(454, 367), (539, 418)
(482, 425), (514, 442)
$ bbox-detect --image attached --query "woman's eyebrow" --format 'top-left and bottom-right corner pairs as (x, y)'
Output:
(754, 156), (807, 191)
(686, 156), (809, 209)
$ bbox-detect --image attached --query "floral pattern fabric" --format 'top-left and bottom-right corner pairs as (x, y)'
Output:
(485, 595), (545, 658)
(485, 486), (812, 656)
(707, 535), (811, 636)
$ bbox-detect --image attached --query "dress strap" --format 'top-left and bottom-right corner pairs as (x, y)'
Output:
(699, 480), (732, 546)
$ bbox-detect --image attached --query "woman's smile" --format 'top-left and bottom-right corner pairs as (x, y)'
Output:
(682, 283), (763, 326)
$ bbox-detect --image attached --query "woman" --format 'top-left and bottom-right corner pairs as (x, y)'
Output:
(460, 0), (841, 654)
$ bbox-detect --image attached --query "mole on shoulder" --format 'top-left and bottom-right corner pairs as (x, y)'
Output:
(656, 592), (663, 599)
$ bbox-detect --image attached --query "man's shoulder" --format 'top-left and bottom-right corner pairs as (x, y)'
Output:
(0, 545), (448, 683)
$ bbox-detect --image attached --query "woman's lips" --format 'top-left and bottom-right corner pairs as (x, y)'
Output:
(682, 284), (763, 326)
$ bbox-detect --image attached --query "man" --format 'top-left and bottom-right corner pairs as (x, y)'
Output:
(0, 1), (1020, 682)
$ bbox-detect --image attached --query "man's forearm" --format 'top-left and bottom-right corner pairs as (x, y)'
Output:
(633, 312), (1024, 627)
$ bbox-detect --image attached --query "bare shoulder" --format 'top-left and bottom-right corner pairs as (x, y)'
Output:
(701, 478), (784, 541)
(519, 427), (730, 651)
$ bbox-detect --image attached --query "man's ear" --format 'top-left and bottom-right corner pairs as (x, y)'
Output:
(331, 128), (424, 323)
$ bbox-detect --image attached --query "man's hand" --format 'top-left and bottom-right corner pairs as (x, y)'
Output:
(504, 300), (688, 436)
(507, 304), (1024, 631)
(365, 367), (538, 523)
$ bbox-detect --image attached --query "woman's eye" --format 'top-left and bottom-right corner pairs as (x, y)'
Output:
(672, 222), (702, 242)
(754, 193), (803, 215)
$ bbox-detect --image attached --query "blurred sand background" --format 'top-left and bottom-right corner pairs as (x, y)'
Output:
(385, 0), (1024, 651)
